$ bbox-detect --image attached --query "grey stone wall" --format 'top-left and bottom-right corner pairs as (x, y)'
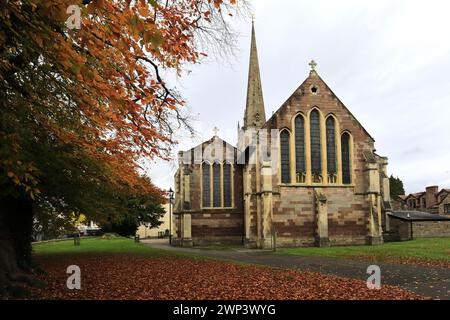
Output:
(389, 217), (450, 240)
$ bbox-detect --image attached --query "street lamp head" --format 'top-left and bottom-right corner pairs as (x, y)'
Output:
(168, 187), (174, 200)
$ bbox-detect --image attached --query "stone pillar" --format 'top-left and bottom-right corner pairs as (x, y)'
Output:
(380, 158), (390, 203)
(243, 167), (255, 248)
(181, 213), (193, 247)
(380, 157), (392, 232)
(261, 161), (274, 248)
(255, 134), (262, 248)
(183, 173), (191, 210)
(314, 188), (330, 247)
(365, 162), (383, 245)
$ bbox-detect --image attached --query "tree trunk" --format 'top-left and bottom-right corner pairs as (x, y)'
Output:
(0, 195), (45, 298)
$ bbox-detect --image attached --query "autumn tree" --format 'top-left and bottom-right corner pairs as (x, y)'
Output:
(0, 0), (247, 297)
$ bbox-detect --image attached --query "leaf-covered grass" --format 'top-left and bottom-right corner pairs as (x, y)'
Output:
(29, 237), (426, 299)
(30, 255), (423, 300)
(32, 236), (167, 257)
(276, 238), (450, 264)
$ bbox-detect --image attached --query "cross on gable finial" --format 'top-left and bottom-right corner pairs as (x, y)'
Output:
(213, 126), (219, 137)
(309, 60), (317, 71)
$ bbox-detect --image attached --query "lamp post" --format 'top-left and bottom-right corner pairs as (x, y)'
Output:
(169, 188), (174, 245)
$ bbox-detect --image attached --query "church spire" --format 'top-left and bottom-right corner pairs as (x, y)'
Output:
(243, 21), (266, 129)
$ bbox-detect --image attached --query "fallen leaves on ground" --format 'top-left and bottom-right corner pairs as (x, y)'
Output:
(29, 255), (424, 300)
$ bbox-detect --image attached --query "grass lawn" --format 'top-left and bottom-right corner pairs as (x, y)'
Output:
(33, 236), (168, 256)
(276, 238), (450, 265)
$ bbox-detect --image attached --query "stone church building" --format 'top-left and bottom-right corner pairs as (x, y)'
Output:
(173, 24), (391, 248)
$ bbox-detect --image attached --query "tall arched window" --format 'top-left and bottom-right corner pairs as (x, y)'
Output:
(223, 162), (232, 207)
(202, 162), (211, 207)
(213, 162), (221, 207)
(326, 117), (337, 183)
(341, 132), (351, 185)
(310, 110), (322, 182)
(295, 115), (306, 183)
(280, 130), (291, 184)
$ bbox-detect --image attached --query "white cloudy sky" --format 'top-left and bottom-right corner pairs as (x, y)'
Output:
(147, 0), (450, 195)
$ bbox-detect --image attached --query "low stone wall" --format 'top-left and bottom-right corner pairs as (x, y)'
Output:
(413, 220), (450, 237)
(389, 217), (450, 240)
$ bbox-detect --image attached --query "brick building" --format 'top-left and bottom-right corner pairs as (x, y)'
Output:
(393, 186), (450, 215)
(173, 24), (391, 248)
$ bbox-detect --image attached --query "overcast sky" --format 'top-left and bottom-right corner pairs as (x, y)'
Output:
(147, 0), (450, 195)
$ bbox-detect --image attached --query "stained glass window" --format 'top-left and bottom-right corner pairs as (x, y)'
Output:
(342, 133), (351, 184)
(213, 163), (221, 207)
(295, 115), (306, 176)
(280, 131), (291, 183)
(202, 162), (211, 207)
(223, 163), (232, 207)
(326, 117), (336, 174)
(310, 110), (322, 175)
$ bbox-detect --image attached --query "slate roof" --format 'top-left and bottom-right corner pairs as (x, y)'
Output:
(389, 211), (450, 221)
(405, 192), (425, 200)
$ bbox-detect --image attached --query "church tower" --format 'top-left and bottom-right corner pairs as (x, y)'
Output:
(239, 22), (268, 248)
(243, 21), (266, 130)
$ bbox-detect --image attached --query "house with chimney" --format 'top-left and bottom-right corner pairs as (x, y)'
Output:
(393, 186), (450, 215)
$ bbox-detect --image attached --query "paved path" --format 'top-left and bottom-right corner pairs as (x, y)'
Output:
(142, 239), (450, 300)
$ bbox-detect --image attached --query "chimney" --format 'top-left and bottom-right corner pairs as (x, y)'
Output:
(425, 186), (439, 208)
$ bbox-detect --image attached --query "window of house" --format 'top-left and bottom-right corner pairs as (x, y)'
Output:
(295, 115), (306, 183)
(341, 132), (351, 185)
(444, 204), (450, 214)
(280, 130), (291, 183)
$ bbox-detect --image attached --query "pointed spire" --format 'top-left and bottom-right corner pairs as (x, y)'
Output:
(243, 21), (266, 130)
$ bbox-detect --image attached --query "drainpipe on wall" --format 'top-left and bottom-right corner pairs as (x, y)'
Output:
(406, 213), (413, 240)
(410, 220), (414, 240)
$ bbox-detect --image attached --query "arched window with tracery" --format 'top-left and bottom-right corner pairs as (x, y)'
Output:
(310, 110), (322, 182)
(202, 162), (211, 207)
(280, 130), (291, 184)
(341, 132), (351, 185)
(295, 115), (306, 183)
(326, 117), (337, 183)
(213, 162), (221, 207)
(223, 162), (232, 208)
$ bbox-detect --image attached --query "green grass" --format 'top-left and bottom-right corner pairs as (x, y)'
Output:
(33, 236), (168, 256)
(276, 238), (450, 262)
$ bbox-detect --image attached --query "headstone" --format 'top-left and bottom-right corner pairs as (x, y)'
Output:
(74, 234), (80, 246)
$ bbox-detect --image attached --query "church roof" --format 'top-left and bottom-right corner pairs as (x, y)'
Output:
(181, 135), (236, 153)
(243, 21), (266, 130)
(263, 71), (376, 142)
